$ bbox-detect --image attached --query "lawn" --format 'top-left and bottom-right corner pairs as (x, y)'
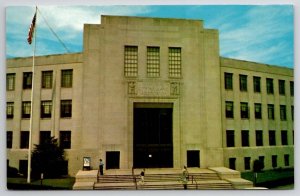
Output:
(241, 168), (294, 188)
(7, 177), (75, 190)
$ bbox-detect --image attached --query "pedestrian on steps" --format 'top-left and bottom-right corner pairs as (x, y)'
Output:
(139, 169), (145, 185)
(99, 159), (104, 175)
(181, 165), (189, 189)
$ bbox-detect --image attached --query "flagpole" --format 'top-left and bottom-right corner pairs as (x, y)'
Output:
(27, 6), (37, 184)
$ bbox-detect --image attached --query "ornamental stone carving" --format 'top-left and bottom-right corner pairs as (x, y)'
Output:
(128, 81), (180, 97)
(170, 82), (180, 95)
(136, 82), (169, 97)
(128, 81), (136, 95)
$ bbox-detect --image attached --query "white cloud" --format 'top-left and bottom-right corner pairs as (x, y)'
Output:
(6, 6), (153, 57)
(219, 6), (293, 66)
(6, 5), (293, 67)
(37, 6), (152, 32)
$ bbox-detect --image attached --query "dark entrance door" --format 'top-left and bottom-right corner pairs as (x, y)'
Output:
(187, 150), (200, 167)
(106, 151), (120, 169)
(133, 103), (173, 168)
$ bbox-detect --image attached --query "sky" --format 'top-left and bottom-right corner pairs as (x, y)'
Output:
(6, 5), (294, 68)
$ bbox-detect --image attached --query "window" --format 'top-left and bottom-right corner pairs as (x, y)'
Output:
(268, 104), (275, 120)
(7, 131), (13, 149)
(293, 130), (294, 145)
(40, 131), (51, 145)
(61, 69), (73, 87)
(60, 100), (72, 118)
(279, 80), (285, 95)
(229, 158), (236, 170)
(272, 155), (277, 168)
(224, 73), (233, 90)
(226, 130), (235, 147)
(20, 131), (29, 149)
(281, 130), (288, 145)
(290, 81), (294, 96)
(241, 130), (249, 147)
(239, 75), (247, 91)
(225, 101), (234, 118)
(147, 47), (160, 77)
(291, 106), (294, 121)
(253, 76), (261, 93)
(22, 101), (31, 118)
(6, 73), (15, 91)
(41, 101), (52, 118)
(6, 102), (14, 119)
(269, 130), (276, 146)
(266, 78), (274, 94)
(259, 156), (265, 167)
(19, 160), (28, 176)
(124, 46), (138, 77)
(23, 72), (32, 89)
(256, 130), (263, 146)
(284, 154), (290, 166)
(42, 71), (53, 89)
(254, 103), (262, 119)
(240, 102), (249, 119)
(60, 131), (71, 149)
(169, 47), (181, 78)
(280, 105), (287, 121)
(244, 157), (251, 170)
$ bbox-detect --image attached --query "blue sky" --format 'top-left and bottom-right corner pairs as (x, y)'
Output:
(6, 5), (294, 68)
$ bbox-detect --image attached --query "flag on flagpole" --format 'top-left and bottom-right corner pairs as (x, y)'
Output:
(27, 10), (37, 44)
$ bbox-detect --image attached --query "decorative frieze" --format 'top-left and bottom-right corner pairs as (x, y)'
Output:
(128, 81), (180, 97)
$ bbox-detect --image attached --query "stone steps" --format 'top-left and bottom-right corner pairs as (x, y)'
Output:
(97, 172), (219, 183)
(95, 170), (233, 190)
(73, 167), (254, 190)
(94, 180), (233, 190)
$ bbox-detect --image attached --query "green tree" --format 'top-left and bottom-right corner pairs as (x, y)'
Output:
(31, 137), (67, 179)
(253, 159), (264, 186)
(253, 159), (264, 172)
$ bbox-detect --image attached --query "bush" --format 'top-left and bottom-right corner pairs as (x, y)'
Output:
(31, 137), (67, 179)
(7, 166), (20, 177)
(253, 159), (264, 172)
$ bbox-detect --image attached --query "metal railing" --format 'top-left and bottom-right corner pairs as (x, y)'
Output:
(191, 175), (198, 189)
(132, 167), (138, 190)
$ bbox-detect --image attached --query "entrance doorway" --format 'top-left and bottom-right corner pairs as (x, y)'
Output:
(133, 103), (173, 168)
(106, 151), (120, 169)
(187, 150), (200, 167)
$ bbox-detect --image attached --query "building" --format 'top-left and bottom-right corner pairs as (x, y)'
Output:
(6, 15), (294, 177)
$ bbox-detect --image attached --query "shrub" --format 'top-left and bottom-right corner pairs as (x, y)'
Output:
(31, 137), (67, 179)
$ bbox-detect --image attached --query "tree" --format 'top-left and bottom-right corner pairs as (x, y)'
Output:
(31, 137), (67, 179)
(253, 159), (264, 172)
(253, 159), (264, 186)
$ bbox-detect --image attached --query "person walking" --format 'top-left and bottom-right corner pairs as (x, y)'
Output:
(139, 169), (145, 185)
(181, 165), (189, 190)
(99, 159), (104, 175)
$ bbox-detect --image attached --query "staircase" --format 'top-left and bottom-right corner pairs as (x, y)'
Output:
(94, 168), (234, 190)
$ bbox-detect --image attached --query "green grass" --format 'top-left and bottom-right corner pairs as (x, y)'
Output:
(241, 168), (294, 188)
(7, 177), (75, 190)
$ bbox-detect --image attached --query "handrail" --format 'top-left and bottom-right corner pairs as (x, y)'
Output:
(191, 175), (198, 189)
(97, 168), (100, 183)
(132, 167), (138, 190)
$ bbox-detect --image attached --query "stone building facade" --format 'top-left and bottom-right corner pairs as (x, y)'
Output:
(6, 15), (294, 176)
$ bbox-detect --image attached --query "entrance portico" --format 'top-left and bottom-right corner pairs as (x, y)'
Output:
(127, 98), (181, 169)
(133, 103), (173, 168)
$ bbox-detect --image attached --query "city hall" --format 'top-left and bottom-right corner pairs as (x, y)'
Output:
(6, 15), (294, 177)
